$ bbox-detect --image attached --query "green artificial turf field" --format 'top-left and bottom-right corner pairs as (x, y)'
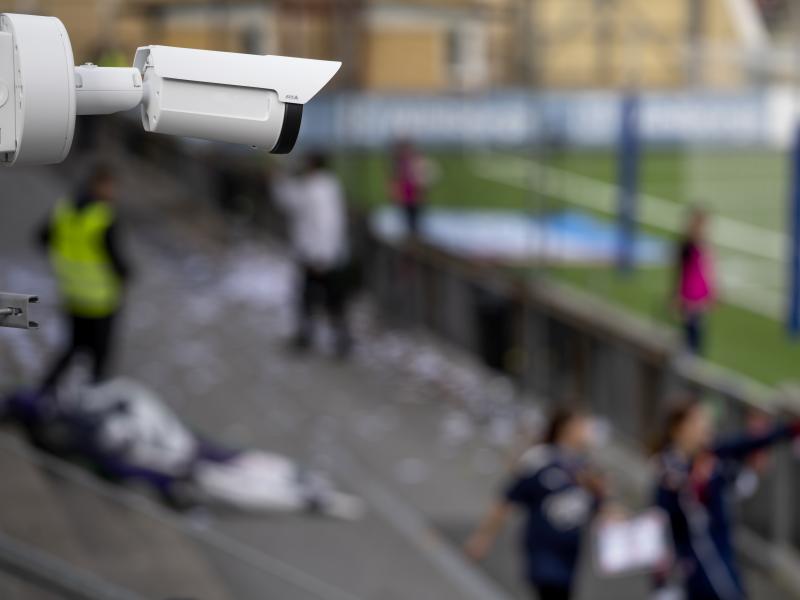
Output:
(336, 148), (800, 386)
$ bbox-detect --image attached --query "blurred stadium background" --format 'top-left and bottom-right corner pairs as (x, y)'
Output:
(20, 0), (794, 383)
(4, 1), (800, 599)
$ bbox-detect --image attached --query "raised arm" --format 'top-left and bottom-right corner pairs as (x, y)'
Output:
(713, 422), (799, 462)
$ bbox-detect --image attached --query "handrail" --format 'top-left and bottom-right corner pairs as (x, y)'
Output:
(382, 237), (677, 362)
(372, 234), (793, 411)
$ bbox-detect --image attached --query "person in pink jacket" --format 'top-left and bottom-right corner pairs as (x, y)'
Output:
(673, 208), (716, 354)
(390, 139), (429, 237)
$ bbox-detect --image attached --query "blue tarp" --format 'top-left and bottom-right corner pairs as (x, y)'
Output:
(371, 207), (667, 265)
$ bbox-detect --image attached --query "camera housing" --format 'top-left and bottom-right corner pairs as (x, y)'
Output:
(0, 13), (341, 167)
(134, 46), (340, 153)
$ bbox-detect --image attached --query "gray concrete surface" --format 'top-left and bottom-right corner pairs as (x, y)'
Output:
(0, 145), (793, 600)
(1, 160), (517, 600)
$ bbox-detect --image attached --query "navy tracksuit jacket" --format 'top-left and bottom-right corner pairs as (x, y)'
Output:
(504, 444), (600, 591)
(654, 425), (795, 600)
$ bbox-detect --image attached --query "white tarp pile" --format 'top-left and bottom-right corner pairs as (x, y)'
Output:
(67, 378), (364, 520)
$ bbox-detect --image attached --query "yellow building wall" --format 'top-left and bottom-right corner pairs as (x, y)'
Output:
(159, 25), (243, 53)
(33, 0), (107, 62)
(0, 0), (749, 90)
(0, 0), (141, 62)
(704, 0), (745, 88)
(363, 28), (447, 91)
(532, 0), (743, 89)
(486, 18), (514, 87)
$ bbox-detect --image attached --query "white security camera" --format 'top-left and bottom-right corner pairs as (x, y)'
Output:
(0, 13), (341, 167)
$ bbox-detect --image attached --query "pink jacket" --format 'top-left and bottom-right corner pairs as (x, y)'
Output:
(679, 242), (715, 310)
(393, 156), (422, 206)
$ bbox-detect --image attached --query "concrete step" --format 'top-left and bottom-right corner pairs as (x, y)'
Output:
(0, 434), (91, 570)
(47, 473), (234, 600)
(0, 432), (234, 599)
(0, 570), (61, 600)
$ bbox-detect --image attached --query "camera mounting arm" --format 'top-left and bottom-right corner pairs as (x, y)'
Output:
(74, 64), (144, 115)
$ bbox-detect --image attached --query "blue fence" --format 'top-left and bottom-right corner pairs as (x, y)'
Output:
(299, 89), (781, 149)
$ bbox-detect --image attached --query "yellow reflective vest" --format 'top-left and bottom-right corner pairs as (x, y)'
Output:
(49, 200), (121, 318)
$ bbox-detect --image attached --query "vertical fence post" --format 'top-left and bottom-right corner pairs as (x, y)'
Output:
(524, 303), (549, 398)
(616, 92), (641, 275)
(771, 441), (794, 548)
(787, 123), (800, 337)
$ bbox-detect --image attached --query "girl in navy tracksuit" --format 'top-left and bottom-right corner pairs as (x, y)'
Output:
(653, 399), (799, 600)
(465, 408), (605, 600)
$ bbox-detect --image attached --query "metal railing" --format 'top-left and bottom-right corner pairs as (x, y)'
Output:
(366, 235), (800, 569)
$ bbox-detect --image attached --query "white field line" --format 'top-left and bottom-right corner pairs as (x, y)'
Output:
(472, 155), (787, 318)
(473, 155), (786, 261)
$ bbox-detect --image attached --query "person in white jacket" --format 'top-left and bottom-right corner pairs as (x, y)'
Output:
(274, 152), (352, 356)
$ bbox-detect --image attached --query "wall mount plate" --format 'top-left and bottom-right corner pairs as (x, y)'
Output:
(0, 292), (38, 329)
